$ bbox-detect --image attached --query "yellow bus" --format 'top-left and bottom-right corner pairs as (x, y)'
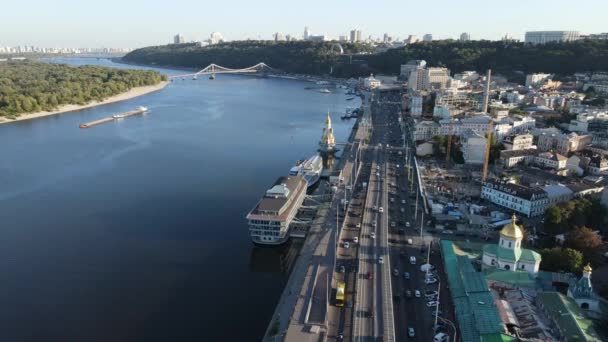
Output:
(335, 281), (346, 307)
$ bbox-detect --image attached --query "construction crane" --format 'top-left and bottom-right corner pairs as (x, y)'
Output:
(446, 119), (454, 164)
(482, 121), (494, 182)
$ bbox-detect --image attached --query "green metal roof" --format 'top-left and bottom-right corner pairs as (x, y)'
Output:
(440, 240), (507, 342)
(495, 246), (521, 262)
(537, 291), (601, 341)
(520, 248), (541, 262)
(484, 269), (536, 288)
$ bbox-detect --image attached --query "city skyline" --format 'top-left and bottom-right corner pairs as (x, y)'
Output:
(1, 0), (607, 48)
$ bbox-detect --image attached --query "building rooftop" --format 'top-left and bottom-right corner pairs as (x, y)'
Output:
(483, 179), (547, 201)
(248, 176), (306, 217)
(536, 291), (600, 341)
(500, 149), (538, 159)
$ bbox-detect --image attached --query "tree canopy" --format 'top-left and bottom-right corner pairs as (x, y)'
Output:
(0, 61), (166, 118)
(124, 39), (608, 80)
(540, 247), (584, 274)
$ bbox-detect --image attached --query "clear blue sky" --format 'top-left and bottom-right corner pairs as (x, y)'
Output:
(2, 0), (606, 48)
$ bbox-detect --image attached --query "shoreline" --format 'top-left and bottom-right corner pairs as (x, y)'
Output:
(0, 81), (169, 126)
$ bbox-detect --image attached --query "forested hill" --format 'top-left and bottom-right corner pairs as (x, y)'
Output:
(0, 61), (166, 118)
(124, 40), (608, 80)
(122, 41), (375, 75)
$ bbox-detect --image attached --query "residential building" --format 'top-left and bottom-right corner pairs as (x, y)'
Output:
(413, 121), (439, 141)
(481, 180), (549, 217)
(410, 94), (423, 117)
(500, 149), (538, 168)
(579, 151), (608, 175)
(525, 73), (552, 87)
(543, 184), (574, 208)
(350, 29), (362, 43)
(460, 32), (471, 41)
(461, 129), (487, 165)
(535, 130), (591, 155)
(400, 59), (426, 81)
(273, 32), (285, 41)
(503, 134), (534, 151)
(423, 67), (450, 90)
(525, 31), (580, 44)
(209, 32), (224, 45)
(173, 34), (185, 44)
(482, 215), (541, 275)
(534, 152), (567, 170)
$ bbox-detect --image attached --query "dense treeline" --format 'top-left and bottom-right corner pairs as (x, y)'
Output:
(123, 41), (375, 76)
(0, 61), (166, 118)
(124, 40), (608, 81)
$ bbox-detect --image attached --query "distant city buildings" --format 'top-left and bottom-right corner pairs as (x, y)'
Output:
(350, 29), (362, 43)
(525, 73), (553, 87)
(303, 26), (311, 40)
(459, 32), (471, 41)
(423, 34), (433, 41)
(0, 45), (132, 54)
(209, 32), (224, 45)
(273, 32), (286, 41)
(173, 34), (185, 44)
(525, 31), (580, 44)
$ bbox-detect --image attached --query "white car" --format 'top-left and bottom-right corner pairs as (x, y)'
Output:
(372, 221), (377, 227)
(378, 256), (384, 264)
(405, 221), (411, 228)
(344, 242), (350, 249)
(415, 290), (421, 298)
(370, 232), (376, 239)
(401, 200), (406, 204)
(353, 236), (359, 243)
(356, 223), (361, 228)
(378, 207), (384, 213)
(426, 278), (438, 285)
(427, 301), (439, 307)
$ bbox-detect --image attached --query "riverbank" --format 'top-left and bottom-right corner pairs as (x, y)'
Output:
(0, 81), (169, 125)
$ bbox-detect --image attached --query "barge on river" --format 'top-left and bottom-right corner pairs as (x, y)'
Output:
(79, 106), (148, 128)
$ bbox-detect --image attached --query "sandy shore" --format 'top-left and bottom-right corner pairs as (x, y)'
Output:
(0, 81), (170, 125)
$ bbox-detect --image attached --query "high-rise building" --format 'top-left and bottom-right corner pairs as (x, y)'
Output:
(525, 31), (580, 44)
(339, 35), (348, 42)
(405, 35), (419, 44)
(304, 26), (311, 40)
(350, 29), (362, 43)
(173, 34), (185, 44)
(400, 60), (426, 81)
(383, 33), (389, 43)
(460, 32), (471, 41)
(274, 32), (285, 41)
(423, 34), (433, 41)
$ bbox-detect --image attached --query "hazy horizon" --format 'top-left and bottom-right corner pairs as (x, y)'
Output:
(2, 0), (607, 48)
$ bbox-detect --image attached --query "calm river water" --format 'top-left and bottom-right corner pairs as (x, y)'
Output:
(0, 58), (359, 341)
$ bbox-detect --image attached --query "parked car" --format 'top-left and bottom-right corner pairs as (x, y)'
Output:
(367, 271), (373, 280)
(379, 207), (384, 213)
(370, 232), (376, 239)
(405, 290), (412, 298)
(343, 242), (350, 249)
(405, 221), (411, 228)
(426, 290), (439, 297)
(404, 272), (410, 280)
(339, 265), (346, 273)
(378, 256), (384, 264)
(415, 290), (421, 298)
(427, 301), (439, 307)
(392, 269), (399, 276)
(353, 236), (359, 244)
(425, 278), (438, 285)
(408, 327), (415, 338)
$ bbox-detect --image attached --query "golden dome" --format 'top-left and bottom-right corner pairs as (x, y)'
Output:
(500, 214), (523, 239)
(583, 263), (592, 274)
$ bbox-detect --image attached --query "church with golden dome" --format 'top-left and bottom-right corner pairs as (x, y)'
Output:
(319, 111), (336, 153)
(482, 214), (541, 276)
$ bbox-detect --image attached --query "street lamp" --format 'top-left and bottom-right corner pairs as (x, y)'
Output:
(437, 315), (457, 342)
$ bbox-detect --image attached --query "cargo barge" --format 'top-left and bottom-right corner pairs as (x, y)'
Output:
(79, 106), (148, 129)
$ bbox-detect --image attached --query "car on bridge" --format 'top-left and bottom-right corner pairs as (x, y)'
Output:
(408, 327), (415, 338)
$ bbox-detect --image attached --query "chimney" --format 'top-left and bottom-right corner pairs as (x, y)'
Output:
(482, 69), (492, 113)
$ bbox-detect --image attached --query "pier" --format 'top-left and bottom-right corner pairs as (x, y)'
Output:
(263, 99), (371, 342)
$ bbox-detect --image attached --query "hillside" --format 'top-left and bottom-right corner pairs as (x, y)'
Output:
(124, 40), (608, 81)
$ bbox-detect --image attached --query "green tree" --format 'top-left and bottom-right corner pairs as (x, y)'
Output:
(566, 226), (603, 257)
(540, 247), (583, 274)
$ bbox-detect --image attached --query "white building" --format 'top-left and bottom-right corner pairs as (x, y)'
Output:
(481, 180), (549, 217)
(503, 134), (534, 150)
(410, 95), (424, 117)
(534, 152), (567, 170)
(304, 26), (311, 40)
(363, 74), (381, 89)
(423, 67), (450, 90)
(274, 32), (286, 41)
(525, 73), (552, 87)
(525, 31), (580, 44)
(414, 121), (439, 141)
(482, 215), (541, 275)
(209, 32), (224, 45)
(461, 129), (487, 165)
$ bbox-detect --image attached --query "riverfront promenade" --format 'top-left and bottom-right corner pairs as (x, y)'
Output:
(263, 110), (370, 342)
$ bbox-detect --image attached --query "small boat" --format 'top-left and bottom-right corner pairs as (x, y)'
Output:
(209, 74), (216, 80)
(192, 75), (197, 80)
(319, 88), (331, 94)
(346, 97), (355, 101)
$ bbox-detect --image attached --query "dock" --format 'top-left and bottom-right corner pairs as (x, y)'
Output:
(79, 106), (147, 129)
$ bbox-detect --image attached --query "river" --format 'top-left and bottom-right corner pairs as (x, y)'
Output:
(0, 58), (360, 341)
